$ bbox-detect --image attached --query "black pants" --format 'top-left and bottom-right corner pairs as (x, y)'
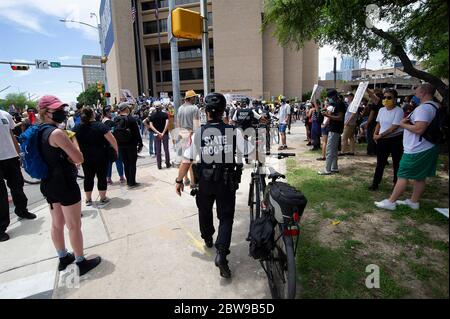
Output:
(196, 177), (236, 255)
(372, 134), (404, 187)
(82, 159), (108, 192)
(0, 157), (29, 233)
(120, 146), (138, 186)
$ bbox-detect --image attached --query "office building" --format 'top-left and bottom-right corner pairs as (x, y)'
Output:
(81, 55), (105, 89)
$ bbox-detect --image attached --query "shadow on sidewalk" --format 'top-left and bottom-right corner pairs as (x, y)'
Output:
(100, 198), (132, 211)
(8, 217), (45, 239)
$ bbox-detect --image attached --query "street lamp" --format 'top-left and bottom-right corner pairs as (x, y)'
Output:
(69, 81), (85, 92)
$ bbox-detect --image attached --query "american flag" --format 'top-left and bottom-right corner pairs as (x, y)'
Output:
(131, 5), (136, 23)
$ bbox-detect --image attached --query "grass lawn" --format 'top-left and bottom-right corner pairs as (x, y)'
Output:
(286, 151), (449, 299)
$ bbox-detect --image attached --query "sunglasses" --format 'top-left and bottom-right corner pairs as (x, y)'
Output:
(383, 96), (393, 100)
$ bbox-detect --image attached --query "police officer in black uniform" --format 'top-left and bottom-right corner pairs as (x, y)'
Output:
(175, 93), (244, 279)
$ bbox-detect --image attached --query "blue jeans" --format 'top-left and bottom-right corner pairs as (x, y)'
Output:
(107, 152), (124, 179)
(148, 133), (155, 155)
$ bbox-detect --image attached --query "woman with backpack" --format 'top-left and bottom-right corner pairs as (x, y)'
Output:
(37, 95), (101, 276)
(73, 107), (118, 206)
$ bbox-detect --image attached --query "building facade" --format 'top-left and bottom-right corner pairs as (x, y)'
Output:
(81, 55), (106, 89)
(100, 0), (319, 104)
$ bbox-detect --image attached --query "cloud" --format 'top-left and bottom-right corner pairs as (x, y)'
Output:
(0, 0), (101, 40)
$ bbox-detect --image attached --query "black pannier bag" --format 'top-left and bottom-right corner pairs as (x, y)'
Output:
(248, 213), (277, 260)
(268, 182), (307, 219)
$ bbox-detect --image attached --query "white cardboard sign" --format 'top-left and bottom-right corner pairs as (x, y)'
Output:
(310, 84), (324, 102)
(348, 81), (369, 113)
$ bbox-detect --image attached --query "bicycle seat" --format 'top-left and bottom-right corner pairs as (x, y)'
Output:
(268, 167), (285, 180)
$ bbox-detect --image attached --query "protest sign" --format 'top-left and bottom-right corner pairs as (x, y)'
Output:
(348, 81), (369, 113)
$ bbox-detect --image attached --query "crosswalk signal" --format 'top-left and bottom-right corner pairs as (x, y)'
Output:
(171, 7), (202, 40)
(11, 65), (29, 71)
(97, 81), (103, 93)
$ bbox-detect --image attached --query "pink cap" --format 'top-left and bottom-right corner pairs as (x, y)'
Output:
(38, 95), (68, 110)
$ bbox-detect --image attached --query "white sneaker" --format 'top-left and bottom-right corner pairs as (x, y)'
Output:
(374, 199), (397, 211)
(396, 199), (420, 210)
(318, 170), (332, 175)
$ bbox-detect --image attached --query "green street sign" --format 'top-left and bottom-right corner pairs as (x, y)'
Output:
(50, 62), (61, 68)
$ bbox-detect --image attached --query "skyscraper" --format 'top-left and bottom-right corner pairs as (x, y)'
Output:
(340, 56), (360, 71)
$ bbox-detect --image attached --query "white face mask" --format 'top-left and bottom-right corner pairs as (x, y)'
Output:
(344, 98), (349, 103)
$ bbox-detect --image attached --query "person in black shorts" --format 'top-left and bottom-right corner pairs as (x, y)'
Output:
(73, 107), (118, 206)
(38, 95), (101, 276)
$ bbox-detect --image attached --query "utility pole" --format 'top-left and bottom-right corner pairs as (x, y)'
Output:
(168, 0), (181, 113)
(333, 57), (337, 90)
(200, 0), (211, 95)
(155, 0), (163, 96)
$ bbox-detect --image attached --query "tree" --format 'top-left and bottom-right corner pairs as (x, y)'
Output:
(302, 90), (313, 102)
(263, 0), (449, 107)
(0, 93), (37, 111)
(77, 84), (105, 106)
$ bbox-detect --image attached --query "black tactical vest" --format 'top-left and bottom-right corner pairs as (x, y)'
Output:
(195, 121), (236, 170)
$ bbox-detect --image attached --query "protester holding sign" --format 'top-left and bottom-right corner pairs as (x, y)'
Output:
(340, 92), (357, 156)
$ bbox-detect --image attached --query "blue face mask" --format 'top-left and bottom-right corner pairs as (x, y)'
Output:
(327, 98), (334, 104)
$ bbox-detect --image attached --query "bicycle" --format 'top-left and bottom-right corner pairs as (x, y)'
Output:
(246, 126), (306, 299)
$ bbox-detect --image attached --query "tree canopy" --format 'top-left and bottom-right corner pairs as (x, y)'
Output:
(0, 93), (37, 111)
(263, 0), (448, 104)
(76, 84), (105, 107)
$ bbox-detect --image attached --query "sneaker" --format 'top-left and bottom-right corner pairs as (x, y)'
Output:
(128, 183), (141, 189)
(99, 197), (110, 205)
(204, 238), (214, 248)
(107, 178), (113, 185)
(76, 256), (102, 276)
(277, 146), (284, 151)
(374, 199), (396, 211)
(396, 199), (420, 210)
(331, 169), (340, 173)
(58, 253), (75, 271)
(316, 157), (326, 161)
(283, 145), (288, 150)
(166, 163), (172, 169)
(119, 177), (126, 184)
(318, 170), (332, 175)
(0, 232), (9, 242)
(16, 212), (37, 220)
(306, 142), (312, 146)
(85, 199), (93, 207)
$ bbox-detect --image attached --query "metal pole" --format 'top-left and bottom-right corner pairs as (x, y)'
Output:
(333, 57), (337, 90)
(155, 0), (163, 97)
(168, 0), (181, 113)
(200, 0), (211, 95)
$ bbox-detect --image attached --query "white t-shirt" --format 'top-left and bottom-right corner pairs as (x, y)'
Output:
(376, 106), (404, 136)
(278, 103), (291, 124)
(403, 101), (438, 154)
(0, 110), (19, 161)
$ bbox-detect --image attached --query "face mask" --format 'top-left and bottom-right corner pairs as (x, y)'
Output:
(344, 98), (349, 103)
(382, 99), (394, 108)
(49, 109), (67, 124)
(327, 98), (334, 104)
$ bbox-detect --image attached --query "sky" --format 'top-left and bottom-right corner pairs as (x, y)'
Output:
(0, 0), (389, 104)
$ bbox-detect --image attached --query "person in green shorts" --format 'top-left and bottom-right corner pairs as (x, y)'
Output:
(375, 83), (440, 211)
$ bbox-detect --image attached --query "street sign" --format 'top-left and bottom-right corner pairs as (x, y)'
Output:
(50, 62), (61, 68)
(35, 60), (49, 69)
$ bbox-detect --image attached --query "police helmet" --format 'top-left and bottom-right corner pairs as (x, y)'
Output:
(205, 93), (226, 114)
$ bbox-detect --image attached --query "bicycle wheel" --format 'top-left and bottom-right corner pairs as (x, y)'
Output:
(266, 224), (296, 299)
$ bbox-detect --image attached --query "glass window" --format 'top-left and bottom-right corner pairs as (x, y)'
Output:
(141, 1), (156, 11)
(143, 19), (168, 34)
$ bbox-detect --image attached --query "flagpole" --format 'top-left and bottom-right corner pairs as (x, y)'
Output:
(156, 1), (163, 98)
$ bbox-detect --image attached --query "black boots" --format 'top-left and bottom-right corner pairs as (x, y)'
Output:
(204, 238), (214, 248)
(215, 250), (231, 279)
(58, 253), (75, 271)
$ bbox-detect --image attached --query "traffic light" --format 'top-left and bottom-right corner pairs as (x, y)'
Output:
(171, 8), (202, 40)
(11, 65), (29, 71)
(97, 81), (103, 93)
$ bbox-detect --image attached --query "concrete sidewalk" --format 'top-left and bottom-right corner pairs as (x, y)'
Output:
(0, 122), (306, 299)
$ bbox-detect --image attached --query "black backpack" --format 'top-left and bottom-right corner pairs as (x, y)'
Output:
(420, 102), (447, 144)
(113, 115), (132, 144)
(247, 213), (277, 260)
